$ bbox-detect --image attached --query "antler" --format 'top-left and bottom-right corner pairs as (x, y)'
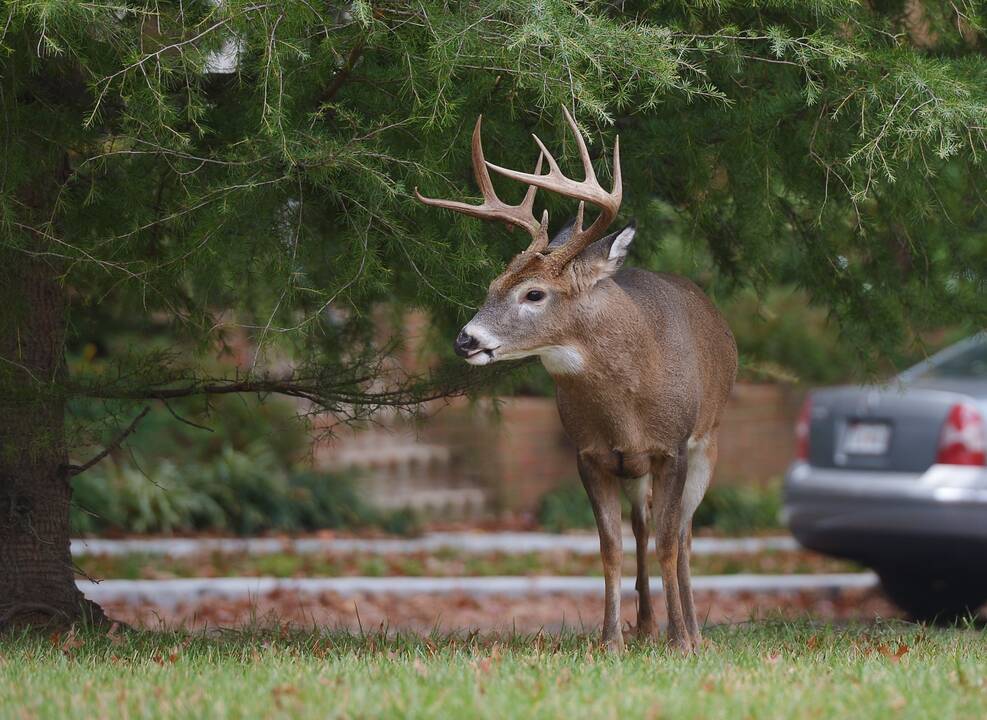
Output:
(484, 106), (621, 270)
(414, 117), (550, 252)
(414, 107), (622, 268)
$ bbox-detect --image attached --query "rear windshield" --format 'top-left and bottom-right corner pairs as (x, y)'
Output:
(920, 340), (987, 379)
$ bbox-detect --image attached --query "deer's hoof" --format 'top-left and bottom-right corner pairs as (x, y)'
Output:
(666, 635), (693, 655)
(635, 620), (659, 640)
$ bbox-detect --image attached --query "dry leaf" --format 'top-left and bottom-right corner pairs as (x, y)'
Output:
(59, 628), (84, 657)
(272, 683), (298, 709)
(875, 643), (908, 664)
(106, 622), (124, 646)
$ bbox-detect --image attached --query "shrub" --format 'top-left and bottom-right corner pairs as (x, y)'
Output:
(535, 484), (598, 532)
(535, 480), (783, 535)
(71, 459), (227, 535)
(70, 444), (420, 536)
(692, 482), (783, 534)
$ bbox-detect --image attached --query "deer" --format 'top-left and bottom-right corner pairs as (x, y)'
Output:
(415, 107), (737, 653)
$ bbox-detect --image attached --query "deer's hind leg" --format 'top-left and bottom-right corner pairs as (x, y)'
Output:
(677, 433), (717, 648)
(653, 440), (691, 653)
(622, 473), (656, 639)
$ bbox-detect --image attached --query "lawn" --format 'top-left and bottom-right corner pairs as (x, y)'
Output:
(2, 621), (985, 719)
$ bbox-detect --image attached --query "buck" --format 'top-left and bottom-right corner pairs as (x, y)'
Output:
(415, 108), (737, 652)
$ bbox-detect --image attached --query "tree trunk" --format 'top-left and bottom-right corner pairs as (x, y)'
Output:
(0, 251), (106, 630)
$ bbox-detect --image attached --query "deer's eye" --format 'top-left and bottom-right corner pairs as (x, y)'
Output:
(525, 289), (546, 302)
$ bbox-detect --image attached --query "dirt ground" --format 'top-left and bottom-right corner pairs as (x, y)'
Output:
(102, 587), (902, 633)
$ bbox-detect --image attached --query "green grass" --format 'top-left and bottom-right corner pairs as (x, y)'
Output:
(2, 622), (986, 719)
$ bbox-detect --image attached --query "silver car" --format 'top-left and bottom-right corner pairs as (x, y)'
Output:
(784, 332), (987, 620)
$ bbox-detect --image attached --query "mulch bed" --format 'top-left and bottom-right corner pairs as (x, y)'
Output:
(102, 587), (901, 633)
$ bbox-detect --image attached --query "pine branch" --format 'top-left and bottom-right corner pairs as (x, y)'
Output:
(64, 406), (151, 477)
(320, 38), (366, 105)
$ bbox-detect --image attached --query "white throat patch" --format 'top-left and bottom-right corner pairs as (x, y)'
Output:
(538, 345), (585, 375)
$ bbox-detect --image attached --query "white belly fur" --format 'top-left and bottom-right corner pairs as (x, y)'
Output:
(682, 434), (713, 528)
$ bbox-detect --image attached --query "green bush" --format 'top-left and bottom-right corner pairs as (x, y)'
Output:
(68, 394), (423, 536)
(536, 483), (598, 532)
(71, 460), (226, 535)
(692, 483), (783, 534)
(536, 481), (782, 535)
(70, 444), (421, 536)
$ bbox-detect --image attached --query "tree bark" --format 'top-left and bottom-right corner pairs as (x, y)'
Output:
(0, 251), (106, 630)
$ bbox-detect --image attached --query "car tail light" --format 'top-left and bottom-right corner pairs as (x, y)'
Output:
(795, 395), (812, 461)
(937, 402), (986, 466)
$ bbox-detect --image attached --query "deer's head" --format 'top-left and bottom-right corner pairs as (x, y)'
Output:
(416, 108), (631, 371)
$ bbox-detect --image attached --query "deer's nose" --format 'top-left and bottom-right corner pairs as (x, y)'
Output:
(454, 329), (479, 357)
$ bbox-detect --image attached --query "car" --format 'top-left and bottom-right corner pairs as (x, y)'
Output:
(783, 332), (987, 621)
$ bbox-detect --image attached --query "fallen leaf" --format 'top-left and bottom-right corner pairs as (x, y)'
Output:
(59, 628), (84, 657)
(875, 643), (907, 664)
(272, 683), (298, 709)
(106, 622), (124, 646)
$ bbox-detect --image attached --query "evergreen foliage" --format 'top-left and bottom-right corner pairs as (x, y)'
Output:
(2, 1), (985, 423)
(2, 0), (987, 628)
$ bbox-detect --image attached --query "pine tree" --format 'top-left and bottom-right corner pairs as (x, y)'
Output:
(1, 1), (985, 628)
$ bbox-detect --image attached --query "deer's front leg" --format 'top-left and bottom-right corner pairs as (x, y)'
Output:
(577, 452), (624, 653)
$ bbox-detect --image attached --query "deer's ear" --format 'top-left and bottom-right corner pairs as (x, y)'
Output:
(571, 222), (636, 286)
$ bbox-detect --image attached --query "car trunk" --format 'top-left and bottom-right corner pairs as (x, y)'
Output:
(807, 385), (961, 472)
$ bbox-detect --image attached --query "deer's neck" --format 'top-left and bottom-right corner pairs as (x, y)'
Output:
(539, 285), (657, 383)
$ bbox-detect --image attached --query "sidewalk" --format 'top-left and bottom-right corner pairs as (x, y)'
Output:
(71, 532), (800, 557)
(78, 572), (876, 607)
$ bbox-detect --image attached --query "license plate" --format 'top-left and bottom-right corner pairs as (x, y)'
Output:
(842, 422), (891, 455)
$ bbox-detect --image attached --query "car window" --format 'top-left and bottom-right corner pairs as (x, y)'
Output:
(920, 341), (987, 379)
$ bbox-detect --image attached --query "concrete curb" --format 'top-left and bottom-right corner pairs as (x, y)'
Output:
(71, 533), (801, 558)
(78, 572), (877, 608)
